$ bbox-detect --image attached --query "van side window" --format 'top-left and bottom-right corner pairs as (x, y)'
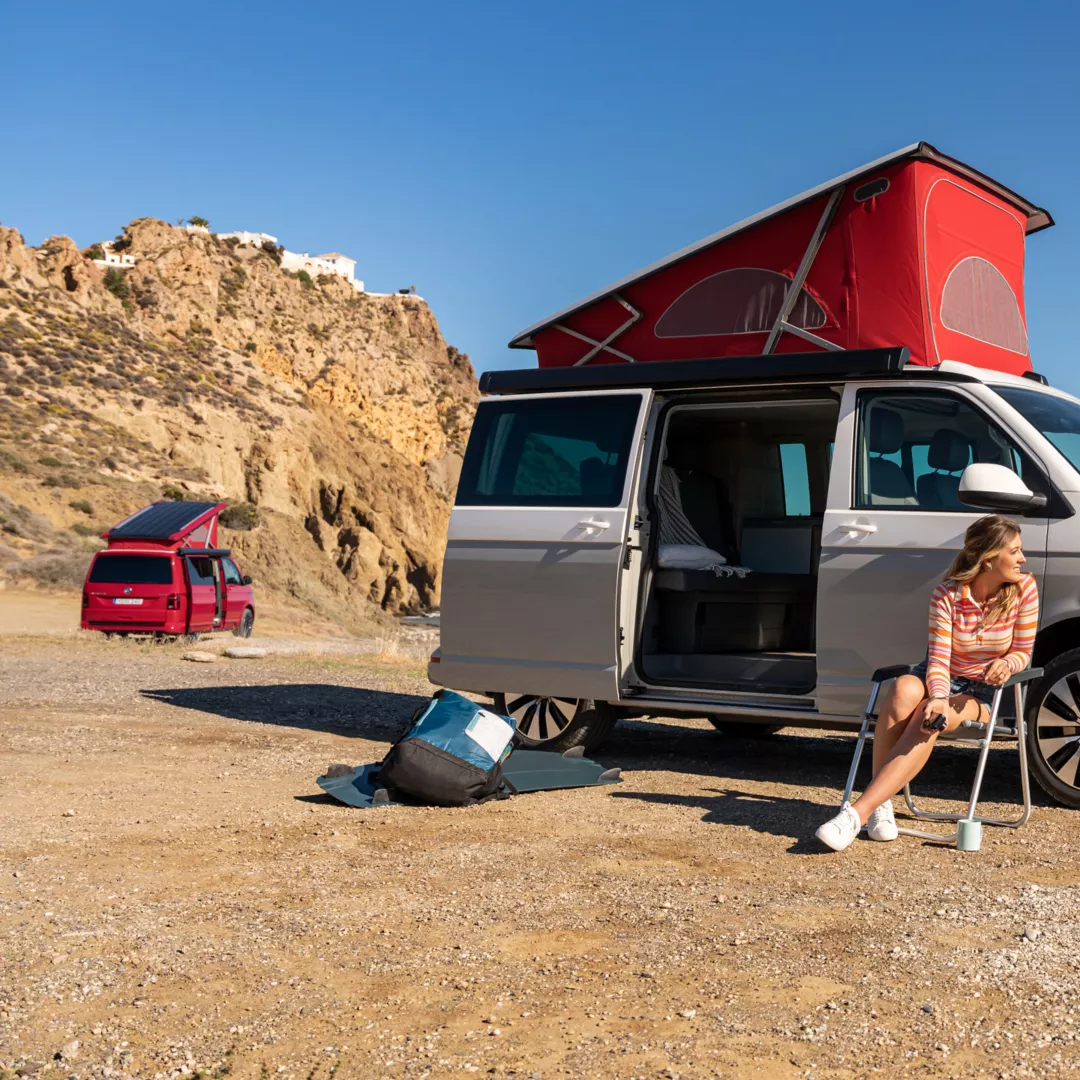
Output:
(186, 557), (216, 585)
(457, 395), (641, 507)
(779, 443), (811, 516)
(222, 559), (242, 586)
(855, 391), (1037, 511)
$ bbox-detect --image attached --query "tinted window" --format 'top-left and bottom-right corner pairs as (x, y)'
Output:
(994, 386), (1080, 477)
(779, 443), (811, 516)
(222, 559), (242, 586)
(89, 555), (174, 585)
(457, 395), (641, 507)
(186, 557), (216, 585)
(855, 391), (1036, 511)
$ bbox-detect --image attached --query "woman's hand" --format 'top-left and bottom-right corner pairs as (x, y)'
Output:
(984, 659), (1011, 686)
(921, 698), (951, 731)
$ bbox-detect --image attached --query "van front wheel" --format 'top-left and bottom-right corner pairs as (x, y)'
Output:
(492, 694), (617, 754)
(1025, 649), (1080, 809)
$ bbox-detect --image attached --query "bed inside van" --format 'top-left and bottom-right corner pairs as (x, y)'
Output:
(638, 394), (839, 695)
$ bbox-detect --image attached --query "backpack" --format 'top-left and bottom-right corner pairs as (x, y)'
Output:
(377, 689), (518, 807)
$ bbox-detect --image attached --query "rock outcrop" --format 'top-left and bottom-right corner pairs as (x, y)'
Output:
(0, 220), (479, 629)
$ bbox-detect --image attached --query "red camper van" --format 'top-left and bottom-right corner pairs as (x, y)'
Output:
(81, 501), (256, 640)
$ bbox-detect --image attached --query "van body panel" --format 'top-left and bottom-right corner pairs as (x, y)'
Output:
(439, 389), (652, 701)
(82, 551), (184, 633)
(815, 381), (1051, 716)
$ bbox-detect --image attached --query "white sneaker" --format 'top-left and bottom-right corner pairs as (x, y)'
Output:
(815, 804), (862, 851)
(866, 800), (898, 842)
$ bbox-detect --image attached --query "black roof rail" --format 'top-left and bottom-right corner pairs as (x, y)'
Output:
(480, 348), (918, 395)
(1022, 370), (1049, 385)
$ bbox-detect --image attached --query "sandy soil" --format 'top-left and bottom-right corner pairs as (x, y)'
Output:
(1, 607), (1079, 1079)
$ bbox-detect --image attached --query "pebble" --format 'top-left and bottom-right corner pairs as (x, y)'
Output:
(1024, 926), (1042, 942)
(677, 1009), (696, 1019)
(61, 809), (75, 817)
(182, 651), (216, 663)
(921, 1003), (936, 1014)
(56, 1039), (80, 1062)
(224, 647), (267, 659)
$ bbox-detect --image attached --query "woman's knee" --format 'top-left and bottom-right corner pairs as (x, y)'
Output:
(881, 675), (926, 720)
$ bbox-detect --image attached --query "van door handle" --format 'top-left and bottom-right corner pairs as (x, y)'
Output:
(577, 518), (611, 534)
(841, 521), (878, 536)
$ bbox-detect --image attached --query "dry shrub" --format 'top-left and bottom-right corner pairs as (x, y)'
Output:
(369, 633), (432, 665)
(0, 495), (53, 542)
(7, 548), (92, 588)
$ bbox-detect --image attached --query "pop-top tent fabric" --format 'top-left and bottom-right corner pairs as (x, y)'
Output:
(509, 143), (1053, 377)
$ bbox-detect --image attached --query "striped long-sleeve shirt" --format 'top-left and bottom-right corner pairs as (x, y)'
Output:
(925, 575), (1040, 701)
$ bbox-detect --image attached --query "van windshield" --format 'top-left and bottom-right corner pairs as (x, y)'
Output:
(994, 386), (1080, 477)
(457, 395), (641, 507)
(89, 555), (174, 585)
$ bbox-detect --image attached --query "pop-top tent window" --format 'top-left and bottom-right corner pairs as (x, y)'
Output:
(654, 268), (827, 338)
(940, 256), (1029, 356)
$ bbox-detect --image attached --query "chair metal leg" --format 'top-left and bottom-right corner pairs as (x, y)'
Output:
(841, 681), (881, 807)
(896, 683), (1033, 844)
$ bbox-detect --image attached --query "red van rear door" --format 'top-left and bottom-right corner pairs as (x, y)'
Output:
(84, 553), (177, 629)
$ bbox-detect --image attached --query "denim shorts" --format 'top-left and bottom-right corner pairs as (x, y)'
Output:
(909, 659), (996, 705)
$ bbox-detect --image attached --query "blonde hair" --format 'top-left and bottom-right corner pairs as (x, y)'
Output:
(944, 514), (1023, 624)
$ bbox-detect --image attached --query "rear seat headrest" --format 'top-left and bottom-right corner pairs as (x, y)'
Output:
(869, 408), (905, 455)
(928, 428), (970, 473)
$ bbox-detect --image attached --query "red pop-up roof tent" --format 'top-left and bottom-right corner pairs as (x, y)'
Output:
(101, 501), (227, 551)
(509, 143), (1053, 377)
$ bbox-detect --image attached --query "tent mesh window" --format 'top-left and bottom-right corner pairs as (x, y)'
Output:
(654, 268), (827, 338)
(940, 256), (1029, 356)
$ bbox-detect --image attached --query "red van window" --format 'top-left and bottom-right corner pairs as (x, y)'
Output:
(89, 555), (174, 584)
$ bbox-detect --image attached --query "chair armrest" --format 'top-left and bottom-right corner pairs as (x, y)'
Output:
(871, 664), (913, 683)
(1004, 666), (1044, 688)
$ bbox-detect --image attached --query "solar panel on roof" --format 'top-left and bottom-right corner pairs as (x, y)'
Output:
(107, 501), (221, 540)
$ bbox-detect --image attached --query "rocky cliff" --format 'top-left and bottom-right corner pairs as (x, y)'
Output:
(0, 219), (478, 629)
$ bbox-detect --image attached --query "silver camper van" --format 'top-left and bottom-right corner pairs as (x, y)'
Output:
(430, 347), (1080, 809)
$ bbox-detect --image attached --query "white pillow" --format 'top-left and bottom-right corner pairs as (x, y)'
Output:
(657, 544), (727, 570)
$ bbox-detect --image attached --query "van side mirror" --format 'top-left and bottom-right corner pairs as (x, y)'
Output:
(958, 463), (1048, 515)
(242, 575), (253, 585)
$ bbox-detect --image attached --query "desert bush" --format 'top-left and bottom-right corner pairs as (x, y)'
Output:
(0, 496), (53, 541)
(38, 454), (64, 467)
(0, 449), (29, 472)
(71, 521), (100, 537)
(103, 268), (131, 300)
(161, 485), (186, 501)
(7, 548), (92, 589)
(219, 502), (260, 531)
(111, 232), (132, 253)
(296, 270), (313, 289)
(244, 341), (257, 354)
(84, 244), (105, 261)
(260, 240), (283, 265)
(42, 473), (81, 489)
(69, 499), (94, 515)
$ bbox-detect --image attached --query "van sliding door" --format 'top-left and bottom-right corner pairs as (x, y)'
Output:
(439, 389), (652, 702)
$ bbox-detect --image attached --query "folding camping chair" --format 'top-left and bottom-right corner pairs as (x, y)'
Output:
(840, 663), (1044, 850)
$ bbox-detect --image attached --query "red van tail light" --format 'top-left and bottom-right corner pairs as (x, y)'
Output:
(82, 591), (89, 609)
(166, 593), (182, 610)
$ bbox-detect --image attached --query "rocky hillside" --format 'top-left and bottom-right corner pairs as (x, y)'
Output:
(0, 219), (478, 630)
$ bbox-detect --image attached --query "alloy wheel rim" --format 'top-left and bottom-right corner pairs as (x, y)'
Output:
(1035, 673), (1080, 788)
(503, 695), (578, 742)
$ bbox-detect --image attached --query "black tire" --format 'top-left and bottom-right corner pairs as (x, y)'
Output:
(1026, 648), (1080, 809)
(234, 608), (254, 639)
(708, 719), (785, 738)
(181, 632), (200, 645)
(492, 694), (617, 754)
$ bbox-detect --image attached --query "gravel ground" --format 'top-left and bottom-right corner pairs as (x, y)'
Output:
(2, 632), (1080, 1080)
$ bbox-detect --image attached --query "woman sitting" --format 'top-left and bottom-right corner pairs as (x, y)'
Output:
(816, 514), (1039, 852)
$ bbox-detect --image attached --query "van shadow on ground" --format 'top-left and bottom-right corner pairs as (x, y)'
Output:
(604, 717), (1049, 851)
(140, 683), (428, 743)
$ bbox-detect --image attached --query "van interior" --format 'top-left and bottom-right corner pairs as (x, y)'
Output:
(639, 395), (839, 696)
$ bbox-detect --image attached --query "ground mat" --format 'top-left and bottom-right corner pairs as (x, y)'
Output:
(317, 749), (622, 808)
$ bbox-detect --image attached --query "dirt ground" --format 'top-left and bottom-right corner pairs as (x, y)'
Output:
(2, 591), (1080, 1080)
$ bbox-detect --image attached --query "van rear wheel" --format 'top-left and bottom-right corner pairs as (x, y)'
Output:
(1025, 649), (1080, 809)
(492, 694), (617, 754)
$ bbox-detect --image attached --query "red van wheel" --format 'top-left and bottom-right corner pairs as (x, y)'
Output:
(234, 608), (254, 639)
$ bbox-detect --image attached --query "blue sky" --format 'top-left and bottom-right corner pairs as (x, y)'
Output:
(3, 2), (1076, 386)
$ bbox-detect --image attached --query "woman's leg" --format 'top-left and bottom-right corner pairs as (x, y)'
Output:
(852, 693), (984, 826)
(871, 675), (928, 777)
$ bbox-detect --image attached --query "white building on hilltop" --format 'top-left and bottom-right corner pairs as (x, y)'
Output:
(280, 249), (364, 292)
(92, 241), (135, 269)
(217, 230), (278, 247)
